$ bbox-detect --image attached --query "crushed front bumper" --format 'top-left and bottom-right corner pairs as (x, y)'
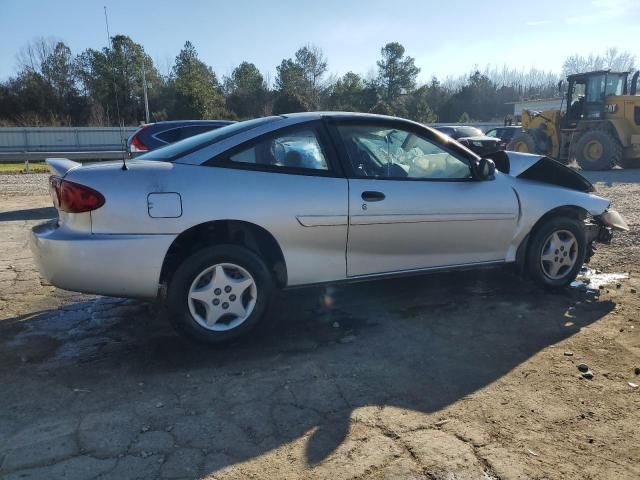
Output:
(584, 209), (629, 261)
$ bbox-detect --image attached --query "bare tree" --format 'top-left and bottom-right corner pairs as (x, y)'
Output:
(562, 48), (636, 76)
(15, 36), (60, 74)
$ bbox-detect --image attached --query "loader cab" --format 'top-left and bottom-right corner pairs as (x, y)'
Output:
(564, 70), (629, 128)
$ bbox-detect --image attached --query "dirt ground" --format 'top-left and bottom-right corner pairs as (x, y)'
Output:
(0, 171), (639, 480)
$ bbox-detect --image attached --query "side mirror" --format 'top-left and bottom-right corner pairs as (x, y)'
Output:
(477, 158), (496, 180)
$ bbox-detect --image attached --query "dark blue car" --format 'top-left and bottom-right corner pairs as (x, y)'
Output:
(127, 120), (235, 157)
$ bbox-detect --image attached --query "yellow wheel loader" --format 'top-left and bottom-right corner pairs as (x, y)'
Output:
(508, 70), (640, 170)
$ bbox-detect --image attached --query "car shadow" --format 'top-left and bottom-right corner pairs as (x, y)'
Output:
(0, 269), (614, 475)
(0, 206), (56, 222)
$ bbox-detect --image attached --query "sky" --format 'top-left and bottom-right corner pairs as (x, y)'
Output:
(0, 0), (638, 84)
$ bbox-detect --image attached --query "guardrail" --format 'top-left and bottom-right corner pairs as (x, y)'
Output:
(0, 127), (137, 163)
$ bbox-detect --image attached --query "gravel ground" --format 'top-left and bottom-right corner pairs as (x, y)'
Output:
(0, 171), (639, 480)
(0, 173), (50, 196)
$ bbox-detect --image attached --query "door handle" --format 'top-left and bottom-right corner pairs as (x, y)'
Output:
(361, 191), (385, 202)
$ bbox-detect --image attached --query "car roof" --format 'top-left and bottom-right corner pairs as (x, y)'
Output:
(144, 119), (235, 127)
(281, 111), (407, 123)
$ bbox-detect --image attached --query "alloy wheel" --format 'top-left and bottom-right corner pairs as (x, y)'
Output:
(540, 230), (578, 280)
(187, 263), (258, 331)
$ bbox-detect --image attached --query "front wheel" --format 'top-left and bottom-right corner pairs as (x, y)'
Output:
(574, 129), (621, 170)
(507, 132), (537, 153)
(526, 216), (586, 288)
(167, 245), (274, 344)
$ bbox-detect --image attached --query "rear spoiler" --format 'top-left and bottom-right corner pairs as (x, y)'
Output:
(46, 158), (81, 177)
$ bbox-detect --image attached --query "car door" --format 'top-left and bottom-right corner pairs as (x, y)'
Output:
(205, 121), (349, 286)
(331, 121), (519, 277)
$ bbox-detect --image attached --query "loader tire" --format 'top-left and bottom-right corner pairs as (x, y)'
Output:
(574, 129), (621, 170)
(507, 132), (538, 154)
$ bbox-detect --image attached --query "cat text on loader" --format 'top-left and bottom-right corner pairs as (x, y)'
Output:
(508, 70), (640, 170)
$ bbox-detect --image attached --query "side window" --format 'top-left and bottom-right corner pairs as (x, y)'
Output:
(485, 129), (497, 137)
(228, 128), (328, 171)
(337, 125), (472, 180)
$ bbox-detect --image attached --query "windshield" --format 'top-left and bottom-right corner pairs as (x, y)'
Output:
(455, 127), (483, 138)
(137, 116), (280, 161)
(605, 74), (626, 96)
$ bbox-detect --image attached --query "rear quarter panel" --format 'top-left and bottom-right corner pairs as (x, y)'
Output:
(68, 162), (349, 285)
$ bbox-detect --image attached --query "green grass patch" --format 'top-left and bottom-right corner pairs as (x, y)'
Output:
(0, 162), (50, 174)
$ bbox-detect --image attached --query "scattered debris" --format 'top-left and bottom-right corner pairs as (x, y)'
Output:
(72, 388), (91, 393)
(628, 382), (639, 389)
(631, 288), (637, 294)
(564, 351), (574, 357)
(434, 419), (450, 427)
(570, 270), (628, 290)
(582, 370), (595, 380)
(155, 401), (164, 408)
(527, 449), (539, 457)
(577, 363), (590, 373)
(634, 367), (640, 376)
(141, 425), (151, 433)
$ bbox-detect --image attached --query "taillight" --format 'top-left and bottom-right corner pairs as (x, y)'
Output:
(129, 131), (149, 153)
(49, 176), (105, 213)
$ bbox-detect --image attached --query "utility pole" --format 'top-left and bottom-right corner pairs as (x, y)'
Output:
(141, 59), (150, 124)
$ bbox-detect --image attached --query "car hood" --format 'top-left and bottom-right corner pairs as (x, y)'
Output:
(487, 151), (594, 193)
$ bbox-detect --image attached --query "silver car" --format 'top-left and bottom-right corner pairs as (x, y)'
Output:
(31, 113), (629, 343)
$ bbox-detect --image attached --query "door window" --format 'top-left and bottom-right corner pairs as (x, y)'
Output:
(228, 128), (328, 171)
(337, 125), (471, 180)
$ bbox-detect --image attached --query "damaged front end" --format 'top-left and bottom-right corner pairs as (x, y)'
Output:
(584, 209), (629, 262)
(486, 150), (594, 192)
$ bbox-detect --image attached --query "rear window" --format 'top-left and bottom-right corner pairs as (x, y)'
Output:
(155, 125), (220, 143)
(138, 117), (280, 161)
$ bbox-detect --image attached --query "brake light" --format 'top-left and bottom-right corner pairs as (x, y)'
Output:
(129, 132), (149, 152)
(49, 176), (105, 213)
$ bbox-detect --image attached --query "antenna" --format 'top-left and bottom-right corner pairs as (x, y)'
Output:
(141, 58), (150, 124)
(103, 6), (128, 170)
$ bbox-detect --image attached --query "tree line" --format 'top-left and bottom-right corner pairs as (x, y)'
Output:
(0, 36), (635, 127)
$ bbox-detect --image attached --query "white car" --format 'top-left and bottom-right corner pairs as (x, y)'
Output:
(31, 112), (629, 343)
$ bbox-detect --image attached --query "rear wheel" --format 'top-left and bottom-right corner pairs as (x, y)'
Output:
(167, 245), (274, 344)
(526, 216), (586, 288)
(507, 132), (537, 153)
(574, 129), (621, 170)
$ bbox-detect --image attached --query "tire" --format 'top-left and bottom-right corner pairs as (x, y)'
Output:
(167, 245), (274, 344)
(526, 216), (586, 288)
(507, 132), (537, 153)
(574, 129), (621, 170)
